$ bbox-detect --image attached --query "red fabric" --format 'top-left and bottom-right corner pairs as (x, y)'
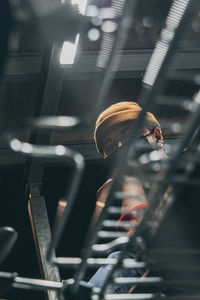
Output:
(116, 203), (148, 231)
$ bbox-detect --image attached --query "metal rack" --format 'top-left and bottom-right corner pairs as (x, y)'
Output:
(0, 0), (200, 299)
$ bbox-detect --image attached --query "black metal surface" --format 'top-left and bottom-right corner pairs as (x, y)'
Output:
(0, 227), (18, 266)
(0, 0), (11, 75)
(0, 271), (16, 296)
(28, 188), (61, 300)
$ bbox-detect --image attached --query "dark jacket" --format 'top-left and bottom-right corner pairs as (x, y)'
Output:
(88, 251), (145, 293)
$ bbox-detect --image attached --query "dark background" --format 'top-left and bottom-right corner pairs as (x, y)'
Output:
(0, 0), (200, 299)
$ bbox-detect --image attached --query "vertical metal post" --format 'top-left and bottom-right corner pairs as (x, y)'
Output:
(25, 43), (65, 299)
(28, 185), (60, 300)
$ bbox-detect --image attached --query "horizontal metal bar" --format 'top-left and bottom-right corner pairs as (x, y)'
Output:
(92, 236), (129, 253)
(114, 277), (162, 284)
(108, 207), (124, 214)
(92, 293), (154, 300)
(0, 143), (101, 165)
(2, 49), (200, 81)
(70, 49), (200, 78)
(41, 253), (200, 271)
(14, 276), (63, 291)
(98, 231), (129, 239)
(53, 257), (82, 265)
(114, 192), (146, 201)
(0, 74), (40, 83)
(113, 277), (200, 290)
(102, 220), (136, 229)
(54, 257), (145, 268)
(87, 258), (144, 269)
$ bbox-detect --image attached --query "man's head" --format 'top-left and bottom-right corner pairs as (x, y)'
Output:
(94, 101), (165, 158)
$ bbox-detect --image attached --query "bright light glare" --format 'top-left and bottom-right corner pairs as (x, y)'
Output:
(60, 36), (79, 65)
(149, 150), (161, 162)
(86, 5), (98, 17)
(21, 143), (33, 154)
(55, 145), (66, 156)
(194, 90), (200, 104)
(102, 20), (117, 33)
(10, 138), (21, 151)
(88, 28), (100, 41)
(60, 0), (88, 65)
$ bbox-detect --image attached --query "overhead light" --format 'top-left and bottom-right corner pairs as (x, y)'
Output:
(60, 0), (88, 65)
(60, 36), (79, 65)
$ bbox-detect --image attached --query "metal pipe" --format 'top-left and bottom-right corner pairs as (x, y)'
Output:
(4, 117), (85, 262)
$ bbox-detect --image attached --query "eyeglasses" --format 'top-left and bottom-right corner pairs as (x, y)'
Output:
(139, 128), (155, 141)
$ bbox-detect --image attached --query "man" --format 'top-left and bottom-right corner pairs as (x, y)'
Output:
(89, 101), (166, 293)
(92, 101), (166, 228)
(94, 101), (166, 159)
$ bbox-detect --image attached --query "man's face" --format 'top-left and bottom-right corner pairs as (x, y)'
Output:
(102, 122), (160, 158)
(103, 123), (135, 158)
(103, 123), (167, 158)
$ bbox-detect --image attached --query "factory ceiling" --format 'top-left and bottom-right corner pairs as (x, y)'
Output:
(0, 0), (200, 165)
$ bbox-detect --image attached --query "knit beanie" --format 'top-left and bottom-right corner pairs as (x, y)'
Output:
(94, 101), (160, 156)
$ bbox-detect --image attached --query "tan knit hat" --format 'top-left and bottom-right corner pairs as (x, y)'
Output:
(94, 101), (160, 156)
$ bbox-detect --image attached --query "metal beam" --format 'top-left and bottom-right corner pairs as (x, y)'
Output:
(0, 143), (102, 166)
(69, 49), (200, 80)
(0, 137), (181, 166)
(3, 52), (43, 75)
(2, 49), (200, 82)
